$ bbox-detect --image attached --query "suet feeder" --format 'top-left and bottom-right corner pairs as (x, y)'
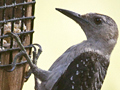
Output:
(0, 0), (35, 90)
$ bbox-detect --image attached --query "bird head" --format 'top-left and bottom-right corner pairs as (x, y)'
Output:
(56, 8), (118, 54)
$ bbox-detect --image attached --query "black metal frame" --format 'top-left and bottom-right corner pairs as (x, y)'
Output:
(0, 0), (36, 69)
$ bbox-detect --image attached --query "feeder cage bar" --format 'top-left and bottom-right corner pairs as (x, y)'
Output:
(0, 0), (36, 90)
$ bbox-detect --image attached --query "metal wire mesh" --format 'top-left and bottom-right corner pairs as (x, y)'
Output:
(0, 0), (36, 68)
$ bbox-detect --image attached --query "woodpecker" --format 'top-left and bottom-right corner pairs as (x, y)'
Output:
(9, 8), (118, 90)
(31, 8), (118, 90)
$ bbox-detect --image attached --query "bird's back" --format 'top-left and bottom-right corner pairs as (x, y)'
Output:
(52, 51), (109, 90)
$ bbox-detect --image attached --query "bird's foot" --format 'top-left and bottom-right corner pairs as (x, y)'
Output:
(25, 44), (42, 81)
(6, 33), (42, 74)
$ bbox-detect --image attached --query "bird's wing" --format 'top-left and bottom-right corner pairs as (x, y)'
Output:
(49, 44), (78, 71)
(51, 51), (109, 90)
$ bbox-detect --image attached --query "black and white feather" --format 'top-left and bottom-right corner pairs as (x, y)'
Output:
(52, 51), (109, 90)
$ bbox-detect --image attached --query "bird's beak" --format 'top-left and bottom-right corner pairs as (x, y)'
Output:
(56, 8), (89, 25)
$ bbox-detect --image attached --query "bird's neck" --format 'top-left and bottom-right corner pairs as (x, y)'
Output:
(85, 38), (116, 56)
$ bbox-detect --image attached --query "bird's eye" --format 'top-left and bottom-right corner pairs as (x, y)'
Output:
(94, 17), (102, 25)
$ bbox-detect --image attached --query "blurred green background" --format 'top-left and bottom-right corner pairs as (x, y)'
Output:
(23, 0), (120, 90)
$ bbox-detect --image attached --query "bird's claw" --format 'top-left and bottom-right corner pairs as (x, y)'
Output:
(7, 51), (26, 72)
(25, 44), (42, 81)
(32, 44), (42, 64)
(5, 33), (42, 82)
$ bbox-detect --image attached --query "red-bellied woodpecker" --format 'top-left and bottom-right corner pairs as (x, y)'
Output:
(38, 8), (118, 90)
(8, 8), (118, 90)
